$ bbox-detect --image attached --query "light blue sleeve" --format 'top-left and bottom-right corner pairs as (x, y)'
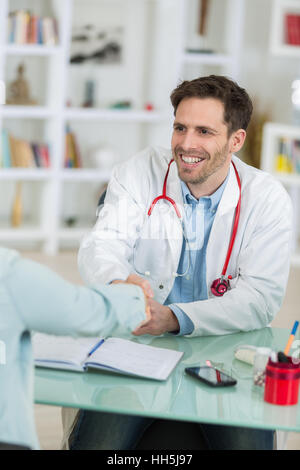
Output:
(168, 304), (194, 336)
(5, 257), (146, 338)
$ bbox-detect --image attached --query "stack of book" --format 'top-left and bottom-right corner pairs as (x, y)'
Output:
(0, 129), (50, 168)
(275, 137), (300, 173)
(7, 10), (58, 45)
(285, 13), (300, 46)
(64, 127), (82, 168)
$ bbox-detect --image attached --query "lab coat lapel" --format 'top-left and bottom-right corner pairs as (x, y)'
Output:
(206, 161), (240, 292)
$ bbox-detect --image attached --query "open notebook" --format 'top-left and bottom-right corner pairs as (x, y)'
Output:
(33, 334), (183, 381)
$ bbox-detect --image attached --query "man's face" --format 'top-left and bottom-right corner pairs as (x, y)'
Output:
(171, 97), (232, 190)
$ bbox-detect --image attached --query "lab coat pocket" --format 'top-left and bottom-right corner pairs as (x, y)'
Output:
(132, 238), (172, 281)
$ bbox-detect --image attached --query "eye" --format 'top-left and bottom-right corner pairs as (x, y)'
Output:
(199, 128), (209, 135)
(174, 125), (185, 132)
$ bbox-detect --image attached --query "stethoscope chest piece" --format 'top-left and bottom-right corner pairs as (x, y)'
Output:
(210, 276), (232, 297)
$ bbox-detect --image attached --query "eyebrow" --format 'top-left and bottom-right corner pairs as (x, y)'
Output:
(173, 121), (218, 133)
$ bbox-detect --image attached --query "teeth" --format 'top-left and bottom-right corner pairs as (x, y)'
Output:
(181, 155), (203, 163)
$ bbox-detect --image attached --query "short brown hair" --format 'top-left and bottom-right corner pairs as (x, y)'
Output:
(170, 75), (253, 135)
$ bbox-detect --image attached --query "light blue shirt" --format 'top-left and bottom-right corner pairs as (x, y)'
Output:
(0, 248), (145, 449)
(164, 174), (229, 335)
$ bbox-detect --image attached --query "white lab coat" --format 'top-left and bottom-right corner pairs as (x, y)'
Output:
(78, 146), (293, 337)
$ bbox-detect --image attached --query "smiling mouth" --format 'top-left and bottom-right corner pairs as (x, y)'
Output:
(179, 153), (206, 166)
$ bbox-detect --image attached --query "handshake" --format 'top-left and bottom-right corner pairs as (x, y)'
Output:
(111, 274), (179, 336)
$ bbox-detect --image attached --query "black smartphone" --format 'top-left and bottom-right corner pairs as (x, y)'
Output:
(185, 366), (237, 387)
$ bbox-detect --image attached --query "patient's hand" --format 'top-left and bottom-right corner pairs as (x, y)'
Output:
(132, 298), (179, 336)
(112, 274), (154, 298)
(111, 274), (153, 320)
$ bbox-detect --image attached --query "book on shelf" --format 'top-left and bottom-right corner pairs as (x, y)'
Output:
(7, 10), (58, 46)
(0, 129), (51, 169)
(285, 13), (300, 46)
(64, 128), (82, 168)
(275, 136), (300, 174)
(9, 136), (34, 167)
(33, 333), (183, 381)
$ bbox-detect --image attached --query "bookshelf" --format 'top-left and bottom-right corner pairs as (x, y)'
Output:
(260, 0), (300, 266)
(261, 123), (300, 266)
(270, 0), (300, 57)
(0, 0), (244, 254)
(176, 0), (246, 82)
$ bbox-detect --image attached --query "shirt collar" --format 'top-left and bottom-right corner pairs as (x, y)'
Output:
(180, 171), (230, 211)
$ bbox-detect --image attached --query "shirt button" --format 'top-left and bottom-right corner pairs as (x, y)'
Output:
(159, 284), (164, 290)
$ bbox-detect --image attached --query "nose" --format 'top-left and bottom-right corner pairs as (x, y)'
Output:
(179, 130), (198, 150)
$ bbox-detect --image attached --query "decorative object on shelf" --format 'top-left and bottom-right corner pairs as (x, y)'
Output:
(242, 109), (270, 169)
(64, 216), (77, 227)
(6, 63), (37, 105)
(82, 80), (96, 108)
(11, 182), (22, 228)
(64, 126), (82, 168)
(88, 145), (118, 171)
(70, 25), (123, 64)
(186, 0), (213, 54)
(7, 10), (58, 45)
(144, 102), (154, 111)
(109, 100), (132, 109)
(198, 0), (210, 35)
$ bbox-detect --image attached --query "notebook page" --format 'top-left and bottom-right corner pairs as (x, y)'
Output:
(87, 338), (183, 380)
(33, 333), (102, 367)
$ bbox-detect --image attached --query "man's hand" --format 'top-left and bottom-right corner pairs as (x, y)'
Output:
(132, 298), (179, 336)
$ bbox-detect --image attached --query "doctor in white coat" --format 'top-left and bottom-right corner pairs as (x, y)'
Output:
(67, 75), (293, 450)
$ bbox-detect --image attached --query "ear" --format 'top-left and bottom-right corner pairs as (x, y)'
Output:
(229, 129), (246, 153)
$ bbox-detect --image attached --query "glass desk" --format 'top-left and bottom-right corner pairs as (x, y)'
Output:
(34, 327), (300, 432)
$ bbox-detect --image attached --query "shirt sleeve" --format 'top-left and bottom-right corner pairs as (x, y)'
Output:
(168, 304), (195, 336)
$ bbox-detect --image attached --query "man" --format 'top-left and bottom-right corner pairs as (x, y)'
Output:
(0, 247), (147, 449)
(67, 75), (292, 449)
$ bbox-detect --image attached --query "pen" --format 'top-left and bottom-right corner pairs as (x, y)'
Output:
(88, 339), (105, 357)
(284, 321), (299, 356)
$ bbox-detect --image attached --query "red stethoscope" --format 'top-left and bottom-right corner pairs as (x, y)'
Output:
(148, 159), (241, 297)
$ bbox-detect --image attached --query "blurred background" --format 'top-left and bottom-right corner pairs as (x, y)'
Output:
(1, 0), (300, 450)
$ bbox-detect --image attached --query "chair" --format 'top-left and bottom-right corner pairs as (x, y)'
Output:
(95, 190), (107, 218)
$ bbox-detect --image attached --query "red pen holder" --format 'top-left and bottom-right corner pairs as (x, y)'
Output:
(264, 357), (300, 406)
